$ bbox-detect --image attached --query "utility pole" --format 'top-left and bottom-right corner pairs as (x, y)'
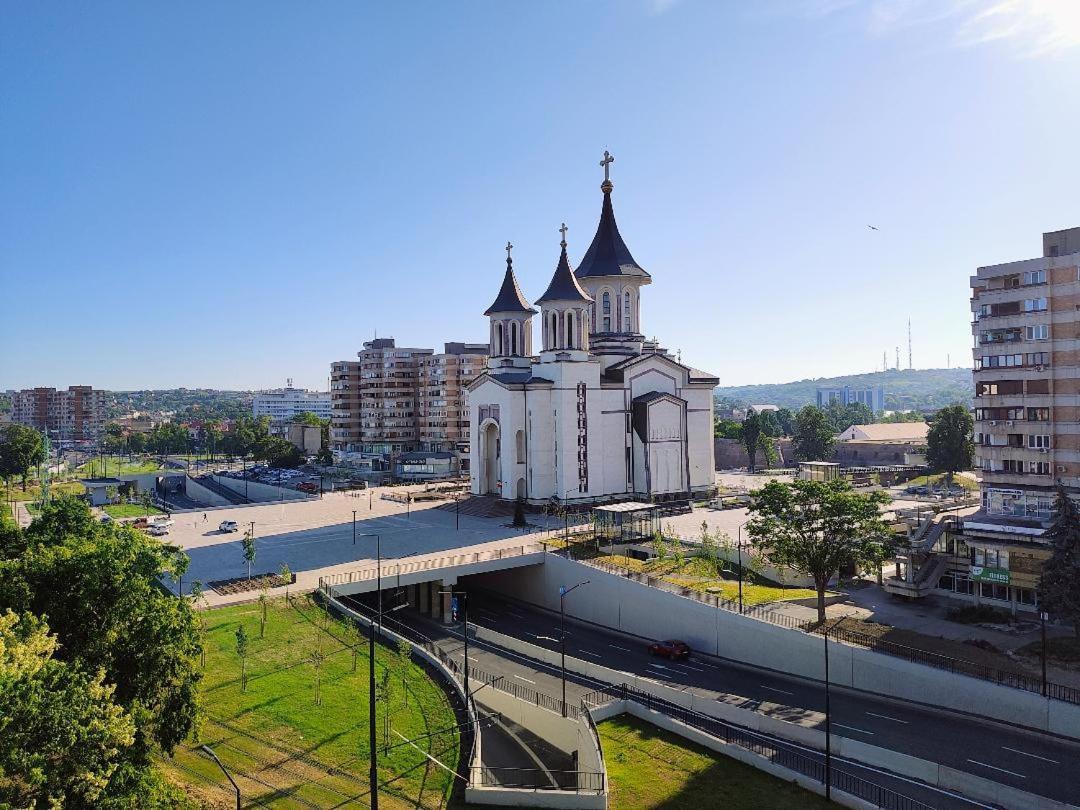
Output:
(895, 346), (899, 371)
(907, 318), (912, 370)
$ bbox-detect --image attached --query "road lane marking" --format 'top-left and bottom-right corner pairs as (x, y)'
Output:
(513, 675), (536, 684)
(967, 759), (1026, 778)
(608, 644), (632, 652)
(833, 724), (874, 736)
(760, 686), (794, 696)
(1001, 746), (1059, 764)
(865, 712), (909, 724)
(578, 650), (602, 659)
(507, 611), (525, 619)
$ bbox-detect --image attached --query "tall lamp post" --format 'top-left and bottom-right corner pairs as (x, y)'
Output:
(1040, 610), (1049, 697)
(440, 588), (470, 696)
(736, 520), (751, 614)
(822, 616), (844, 800)
(352, 510), (357, 545)
(559, 580), (590, 716)
(199, 745), (240, 810)
(361, 532), (382, 810)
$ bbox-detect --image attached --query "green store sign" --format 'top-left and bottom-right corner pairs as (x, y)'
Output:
(971, 566), (1010, 585)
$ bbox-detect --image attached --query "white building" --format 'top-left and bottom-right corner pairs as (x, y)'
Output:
(467, 154), (718, 505)
(253, 382), (331, 427)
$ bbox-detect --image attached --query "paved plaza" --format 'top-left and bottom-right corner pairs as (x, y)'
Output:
(169, 488), (554, 605)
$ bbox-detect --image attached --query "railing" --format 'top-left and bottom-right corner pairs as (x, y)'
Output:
(319, 543), (544, 589)
(582, 683), (935, 810)
(475, 767), (605, 792)
(469, 663), (580, 719)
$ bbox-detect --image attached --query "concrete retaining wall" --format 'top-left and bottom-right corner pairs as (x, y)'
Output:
(183, 476), (233, 508)
(466, 554), (1080, 741)
(211, 474), (313, 503)
(475, 686), (578, 756)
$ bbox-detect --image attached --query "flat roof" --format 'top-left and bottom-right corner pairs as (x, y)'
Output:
(80, 477), (127, 486)
(592, 501), (656, 514)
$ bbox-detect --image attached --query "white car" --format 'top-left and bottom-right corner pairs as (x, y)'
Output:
(147, 524), (170, 536)
(219, 520), (239, 533)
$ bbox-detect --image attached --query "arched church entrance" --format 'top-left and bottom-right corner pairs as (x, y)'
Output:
(480, 421), (500, 495)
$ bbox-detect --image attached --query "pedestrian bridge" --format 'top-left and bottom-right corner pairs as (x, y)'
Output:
(317, 542), (545, 597)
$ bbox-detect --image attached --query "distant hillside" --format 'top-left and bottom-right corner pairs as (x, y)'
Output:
(714, 368), (971, 413)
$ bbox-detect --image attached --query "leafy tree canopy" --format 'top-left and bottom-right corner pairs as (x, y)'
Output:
(926, 404), (974, 485)
(1040, 486), (1080, 639)
(792, 405), (836, 462)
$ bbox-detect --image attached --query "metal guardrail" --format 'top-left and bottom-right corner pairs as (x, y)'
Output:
(581, 683), (936, 810)
(476, 767), (605, 792)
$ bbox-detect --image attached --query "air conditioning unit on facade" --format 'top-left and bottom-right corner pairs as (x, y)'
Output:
(1058, 465), (1067, 473)
(1035, 364), (1045, 371)
(989, 420), (998, 426)
(1005, 420), (1015, 426)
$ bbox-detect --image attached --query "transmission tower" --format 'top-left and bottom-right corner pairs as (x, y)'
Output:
(908, 318), (913, 370)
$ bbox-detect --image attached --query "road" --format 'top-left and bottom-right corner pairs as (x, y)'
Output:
(369, 589), (1080, 808)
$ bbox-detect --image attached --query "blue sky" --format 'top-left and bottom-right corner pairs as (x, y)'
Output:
(2, 1), (1078, 391)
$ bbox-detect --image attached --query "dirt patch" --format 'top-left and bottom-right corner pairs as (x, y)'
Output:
(208, 571), (294, 596)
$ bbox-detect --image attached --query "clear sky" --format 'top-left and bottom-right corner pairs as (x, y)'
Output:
(2, 1), (1078, 392)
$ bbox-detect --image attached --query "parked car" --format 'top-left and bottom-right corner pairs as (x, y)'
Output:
(297, 481), (319, 494)
(147, 525), (170, 536)
(219, 520), (239, 533)
(648, 639), (691, 660)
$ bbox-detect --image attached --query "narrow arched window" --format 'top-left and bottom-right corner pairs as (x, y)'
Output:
(495, 323), (503, 356)
(511, 321), (519, 356)
(602, 291), (611, 314)
(566, 310), (575, 348)
(549, 312), (557, 348)
(624, 291), (632, 331)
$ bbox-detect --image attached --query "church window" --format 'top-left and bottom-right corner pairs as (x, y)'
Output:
(510, 321), (519, 355)
(603, 316), (611, 332)
(624, 291), (632, 330)
(516, 429), (525, 463)
(494, 323), (503, 356)
(602, 291), (611, 314)
(566, 310), (575, 348)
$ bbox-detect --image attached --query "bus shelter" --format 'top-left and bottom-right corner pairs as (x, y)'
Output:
(591, 502), (659, 547)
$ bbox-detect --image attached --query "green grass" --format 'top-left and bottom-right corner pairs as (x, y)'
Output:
(599, 714), (832, 809)
(73, 455), (163, 476)
(0, 480), (84, 503)
(598, 554), (820, 607)
(160, 596), (459, 809)
(103, 502), (164, 518)
(905, 472), (978, 492)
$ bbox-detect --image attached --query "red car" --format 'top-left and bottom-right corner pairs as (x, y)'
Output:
(649, 639), (691, 660)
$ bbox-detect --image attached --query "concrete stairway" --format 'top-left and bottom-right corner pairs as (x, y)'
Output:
(435, 495), (518, 519)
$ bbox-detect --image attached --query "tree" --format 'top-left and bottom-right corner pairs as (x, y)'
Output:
(792, 405), (836, 462)
(0, 497), (201, 774)
(242, 530), (256, 580)
(775, 408), (796, 437)
(758, 410), (782, 438)
(746, 479), (890, 622)
(1039, 487), (1080, 640)
(235, 625), (250, 692)
(824, 400), (875, 433)
(512, 497), (527, 527)
(279, 562), (292, 602)
(741, 409), (762, 472)
(0, 609), (138, 809)
(292, 411), (324, 427)
(0, 424), (46, 491)
(758, 435), (779, 468)
(926, 404), (974, 488)
(714, 419), (743, 440)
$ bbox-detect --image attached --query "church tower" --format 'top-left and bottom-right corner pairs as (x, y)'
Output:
(535, 224), (593, 362)
(575, 151), (652, 364)
(483, 242), (536, 370)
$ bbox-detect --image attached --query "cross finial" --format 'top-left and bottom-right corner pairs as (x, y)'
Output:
(600, 150), (614, 182)
(559, 222), (568, 247)
(505, 241), (513, 263)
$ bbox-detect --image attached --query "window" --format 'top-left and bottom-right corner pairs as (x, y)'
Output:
(1028, 460), (1051, 475)
(1028, 434), (1051, 449)
(602, 291), (611, 314)
(565, 310), (575, 348)
(1026, 324), (1049, 340)
(1004, 275), (1021, 288)
(1024, 297), (1047, 312)
(1025, 352), (1049, 367)
(1027, 407), (1050, 421)
(603, 316), (611, 332)
(624, 291), (631, 331)
(1026, 379), (1049, 395)
(1024, 269), (1046, 285)
(1002, 459), (1024, 473)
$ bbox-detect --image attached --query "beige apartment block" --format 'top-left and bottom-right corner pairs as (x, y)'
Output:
(418, 343), (488, 454)
(11, 385), (105, 441)
(951, 226), (1080, 612)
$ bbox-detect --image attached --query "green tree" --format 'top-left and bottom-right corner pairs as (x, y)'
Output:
(1039, 487), (1080, 640)
(775, 408), (796, 437)
(0, 497), (201, 768)
(758, 410), (782, 438)
(741, 409), (762, 472)
(792, 405), (836, 462)
(925, 405), (974, 488)
(242, 530), (256, 580)
(235, 625), (250, 692)
(0, 424), (46, 491)
(746, 479), (890, 622)
(292, 411), (324, 427)
(714, 419), (743, 440)
(279, 561), (292, 602)
(758, 434), (779, 468)
(0, 609), (138, 809)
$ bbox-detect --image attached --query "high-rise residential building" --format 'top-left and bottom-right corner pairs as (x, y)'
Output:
(252, 382), (331, 428)
(331, 338), (488, 457)
(419, 343), (489, 454)
(921, 226), (1080, 614)
(11, 386), (106, 441)
(815, 385), (885, 413)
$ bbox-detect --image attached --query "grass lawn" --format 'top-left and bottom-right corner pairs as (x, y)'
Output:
(599, 714), (831, 809)
(904, 472), (978, 492)
(596, 553), (820, 608)
(0, 479), (84, 503)
(103, 502), (164, 518)
(73, 454), (163, 476)
(161, 596), (460, 809)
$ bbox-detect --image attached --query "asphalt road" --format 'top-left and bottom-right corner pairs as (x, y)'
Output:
(370, 589), (1080, 808)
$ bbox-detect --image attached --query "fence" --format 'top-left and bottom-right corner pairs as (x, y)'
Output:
(558, 545), (1080, 707)
(581, 683), (936, 810)
(318, 543), (543, 590)
(475, 767), (605, 792)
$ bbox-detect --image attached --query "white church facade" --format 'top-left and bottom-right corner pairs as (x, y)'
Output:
(467, 153), (717, 506)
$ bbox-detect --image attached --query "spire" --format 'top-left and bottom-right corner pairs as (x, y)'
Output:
(535, 224), (592, 305)
(483, 242), (537, 315)
(575, 150), (649, 280)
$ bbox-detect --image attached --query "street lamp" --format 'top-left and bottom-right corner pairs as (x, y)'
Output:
(352, 510), (357, 545)
(440, 588), (470, 697)
(199, 745), (240, 810)
(1041, 610), (1049, 697)
(363, 531), (382, 810)
(736, 520), (751, 614)
(822, 616), (844, 801)
(558, 580), (590, 716)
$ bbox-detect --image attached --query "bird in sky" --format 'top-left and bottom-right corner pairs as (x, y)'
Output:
(867, 225), (879, 231)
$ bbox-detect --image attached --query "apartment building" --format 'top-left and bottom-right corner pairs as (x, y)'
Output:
(949, 226), (1080, 612)
(11, 385), (106, 441)
(331, 338), (488, 460)
(252, 382), (331, 429)
(418, 343), (488, 454)
(815, 384), (885, 414)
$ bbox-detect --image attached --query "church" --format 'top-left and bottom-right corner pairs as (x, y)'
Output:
(467, 153), (717, 506)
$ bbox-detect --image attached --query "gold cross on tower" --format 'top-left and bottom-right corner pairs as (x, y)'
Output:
(600, 150), (614, 182)
(559, 222), (568, 247)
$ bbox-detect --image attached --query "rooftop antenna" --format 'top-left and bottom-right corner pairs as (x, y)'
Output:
(287, 377), (293, 388)
(908, 318), (913, 370)
(895, 346), (899, 370)
(883, 351), (887, 372)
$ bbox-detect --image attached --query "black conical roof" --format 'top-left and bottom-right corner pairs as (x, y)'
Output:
(484, 258), (536, 315)
(535, 241), (593, 305)
(575, 188), (649, 280)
